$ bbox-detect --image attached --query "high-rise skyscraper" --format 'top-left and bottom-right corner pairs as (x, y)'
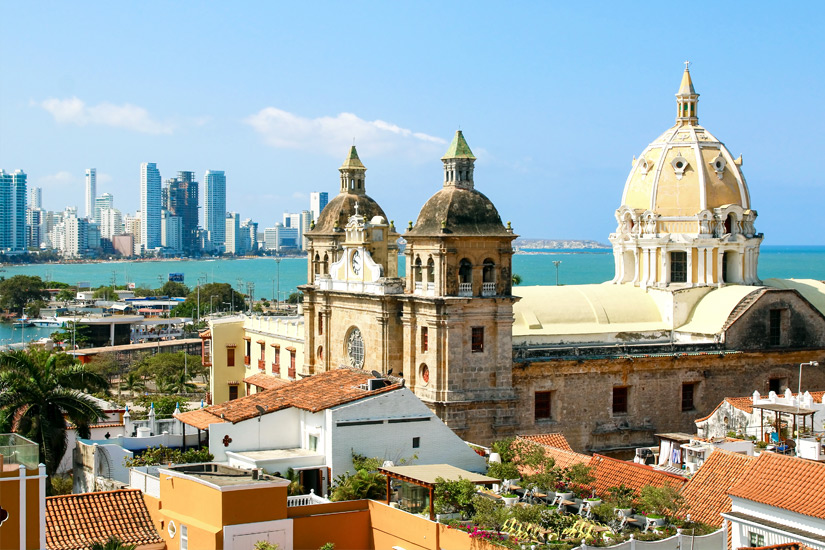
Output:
(29, 187), (42, 210)
(94, 193), (114, 224)
(140, 163), (162, 250)
(85, 169), (96, 219)
(0, 169), (27, 252)
(310, 191), (328, 222)
(163, 171), (199, 254)
(204, 170), (226, 251)
(224, 212), (240, 255)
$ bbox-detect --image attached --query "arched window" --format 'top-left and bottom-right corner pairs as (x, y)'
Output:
(459, 259), (472, 283)
(322, 253), (329, 274)
(414, 256), (423, 283)
(724, 214), (734, 235)
(426, 257), (435, 283)
(482, 259), (495, 283)
(314, 253), (320, 275)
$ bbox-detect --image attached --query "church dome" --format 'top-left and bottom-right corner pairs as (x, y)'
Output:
(407, 130), (510, 237)
(408, 186), (509, 236)
(621, 67), (751, 217)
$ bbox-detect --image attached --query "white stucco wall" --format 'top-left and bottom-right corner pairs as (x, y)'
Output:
(329, 388), (486, 478)
(729, 496), (825, 549)
(209, 408), (301, 462)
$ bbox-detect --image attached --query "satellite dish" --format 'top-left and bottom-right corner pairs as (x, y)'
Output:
(371, 370), (383, 379)
(255, 405), (267, 415)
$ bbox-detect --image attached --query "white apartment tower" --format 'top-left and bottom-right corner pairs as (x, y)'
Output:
(204, 170), (226, 251)
(310, 191), (328, 222)
(140, 163), (162, 250)
(85, 169), (96, 219)
(29, 186), (42, 209)
(94, 193), (114, 224)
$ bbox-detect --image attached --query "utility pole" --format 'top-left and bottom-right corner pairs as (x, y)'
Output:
(275, 257), (282, 314)
(553, 261), (562, 286)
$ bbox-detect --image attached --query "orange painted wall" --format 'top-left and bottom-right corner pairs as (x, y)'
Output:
(159, 475), (223, 527)
(0, 469), (43, 550)
(222, 485), (287, 525)
(25, 475), (41, 549)
(368, 501), (438, 549)
(292, 510), (372, 550)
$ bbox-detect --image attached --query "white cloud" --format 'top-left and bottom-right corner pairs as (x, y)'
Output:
(244, 108), (446, 159)
(38, 97), (175, 135)
(38, 171), (76, 185)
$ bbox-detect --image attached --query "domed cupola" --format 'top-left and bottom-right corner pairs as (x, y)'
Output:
(304, 146), (398, 283)
(610, 64), (763, 289)
(405, 131), (516, 298)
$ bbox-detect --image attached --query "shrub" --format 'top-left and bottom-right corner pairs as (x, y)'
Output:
(433, 476), (477, 517)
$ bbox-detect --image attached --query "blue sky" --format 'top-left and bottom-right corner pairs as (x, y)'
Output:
(2, 2), (823, 244)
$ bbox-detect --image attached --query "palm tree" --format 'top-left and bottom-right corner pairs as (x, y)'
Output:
(119, 371), (146, 397)
(89, 537), (137, 550)
(0, 350), (108, 478)
(512, 273), (523, 286)
(158, 370), (197, 395)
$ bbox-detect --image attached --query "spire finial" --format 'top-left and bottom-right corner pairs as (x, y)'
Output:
(354, 201), (360, 216)
(684, 60), (691, 71)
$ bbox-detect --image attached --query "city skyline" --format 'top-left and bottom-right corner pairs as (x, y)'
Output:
(2, 3), (824, 245)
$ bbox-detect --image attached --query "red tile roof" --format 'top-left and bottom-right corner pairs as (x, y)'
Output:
(175, 408), (227, 430)
(178, 368), (400, 428)
(589, 454), (688, 497)
(46, 489), (163, 550)
(728, 451), (825, 520)
(243, 373), (291, 390)
(518, 433), (574, 451)
(680, 449), (757, 527)
(742, 544), (813, 550)
(514, 438), (591, 474)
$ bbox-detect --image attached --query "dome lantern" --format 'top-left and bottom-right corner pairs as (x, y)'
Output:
(339, 145), (367, 196)
(676, 61), (699, 126)
(441, 130), (476, 190)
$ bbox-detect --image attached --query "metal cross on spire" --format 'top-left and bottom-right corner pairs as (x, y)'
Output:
(684, 60), (691, 70)
(354, 201), (359, 216)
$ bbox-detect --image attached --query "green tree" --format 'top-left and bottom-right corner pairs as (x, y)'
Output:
(89, 536), (137, 550)
(157, 281), (190, 297)
(471, 495), (511, 535)
(25, 299), (48, 318)
(119, 371), (146, 397)
(329, 469), (387, 502)
(0, 275), (50, 315)
(638, 484), (685, 522)
(86, 353), (122, 387)
(123, 445), (212, 467)
(287, 292), (302, 304)
(136, 351), (201, 391)
(433, 476), (477, 517)
(0, 350), (108, 479)
(50, 322), (93, 348)
(512, 273), (523, 285)
(158, 370), (198, 395)
(172, 282), (245, 317)
(133, 395), (189, 420)
(55, 288), (76, 303)
(92, 285), (115, 300)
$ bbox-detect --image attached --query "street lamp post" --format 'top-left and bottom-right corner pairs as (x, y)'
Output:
(210, 295), (216, 315)
(797, 360), (820, 455)
(553, 261), (562, 286)
(275, 257), (282, 314)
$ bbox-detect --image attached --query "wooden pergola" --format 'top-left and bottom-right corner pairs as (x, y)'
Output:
(379, 464), (499, 521)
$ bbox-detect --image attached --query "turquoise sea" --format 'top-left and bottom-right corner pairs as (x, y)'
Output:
(2, 245), (824, 345)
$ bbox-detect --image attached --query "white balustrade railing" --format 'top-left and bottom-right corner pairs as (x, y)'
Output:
(482, 282), (496, 296)
(458, 283), (473, 297)
(286, 489), (330, 507)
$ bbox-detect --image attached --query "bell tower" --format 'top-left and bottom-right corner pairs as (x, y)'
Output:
(400, 130), (519, 444)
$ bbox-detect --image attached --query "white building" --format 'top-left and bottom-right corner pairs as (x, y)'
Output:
(264, 224), (298, 252)
(62, 212), (88, 258)
(85, 168), (96, 219)
(161, 209), (182, 252)
(310, 191), (328, 222)
(29, 186), (41, 209)
(140, 162), (161, 250)
(204, 170), (226, 252)
(99, 207), (123, 240)
(177, 369), (485, 497)
(94, 193), (114, 224)
(225, 212), (241, 255)
(723, 451), (825, 550)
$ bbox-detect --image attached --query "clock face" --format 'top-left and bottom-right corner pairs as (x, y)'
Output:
(347, 328), (364, 368)
(351, 250), (362, 275)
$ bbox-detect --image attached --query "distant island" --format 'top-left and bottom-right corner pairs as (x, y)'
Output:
(514, 238), (610, 250)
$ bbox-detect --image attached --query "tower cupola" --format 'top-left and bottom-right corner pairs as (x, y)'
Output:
(441, 131), (476, 190)
(676, 62), (699, 126)
(339, 146), (367, 195)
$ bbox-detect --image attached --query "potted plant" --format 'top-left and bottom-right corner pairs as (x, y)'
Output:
(638, 484), (685, 528)
(565, 463), (595, 503)
(487, 460), (520, 486)
(606, 484), (636, 517)
(433, 477), (477, 522)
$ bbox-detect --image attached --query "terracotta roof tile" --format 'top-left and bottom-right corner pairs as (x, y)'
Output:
(742, 544), (814, 550)
(175, 408), (226, 430)
(728, 451), (825, 519)
(243, 373), (291, 391)
(46, 488), (163, 550)
(67, 422), (124, 431)
(514, 437), (591, 472)
(589, 454), (688, 497)
(680, 449), (757, 527)
(517, 433), (574, 451)
(199, 329), (211, 338)
(183, 369), (400, 426)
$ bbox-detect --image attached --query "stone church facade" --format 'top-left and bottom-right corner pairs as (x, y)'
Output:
(209, 67), (825, 452)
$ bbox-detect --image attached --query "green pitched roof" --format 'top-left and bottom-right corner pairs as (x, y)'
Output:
(340, 146), (366, 170)
(441, 130), (476, 160)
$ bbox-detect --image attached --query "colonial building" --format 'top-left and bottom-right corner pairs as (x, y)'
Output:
(205, 66), (825, 452)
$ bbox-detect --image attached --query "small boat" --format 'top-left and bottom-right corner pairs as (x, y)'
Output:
(29, 318), (65, 328)
(13, 317), (33, 328)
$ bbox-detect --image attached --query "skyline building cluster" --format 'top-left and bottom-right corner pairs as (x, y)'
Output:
(2, 164), (329, 258)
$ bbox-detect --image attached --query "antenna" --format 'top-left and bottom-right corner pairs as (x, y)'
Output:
(256, 405), (267, 415)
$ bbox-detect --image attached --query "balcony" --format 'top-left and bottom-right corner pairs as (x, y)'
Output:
(458, 283), (473, 297)
(0, 433), (39, 469)
(272, 363), (280, 375)
(287, 489), (331, 507)
(288, 366), (296, 379)
(244, 356), (250, 366)
(414, 281), (423, 292)
(481, 282), (496, 297)
(258, 359), (266, 371)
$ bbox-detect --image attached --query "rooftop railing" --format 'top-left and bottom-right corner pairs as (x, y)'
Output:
(0, 433), (39, 469)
